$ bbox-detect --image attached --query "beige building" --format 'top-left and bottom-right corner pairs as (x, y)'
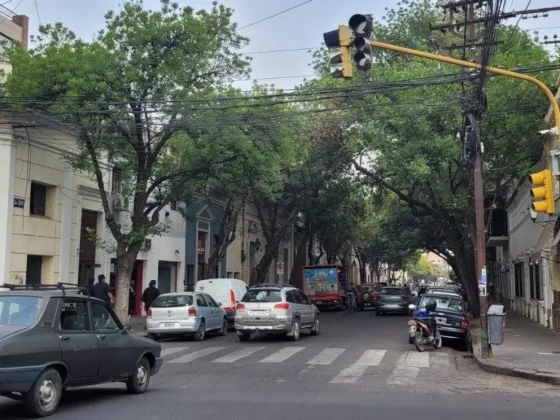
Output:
(0, 6), (28, 76)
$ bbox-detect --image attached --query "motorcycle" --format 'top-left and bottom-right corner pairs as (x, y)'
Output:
(407, 301), (442, 352)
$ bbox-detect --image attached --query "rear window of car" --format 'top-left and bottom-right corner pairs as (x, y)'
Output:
(151, 295), (193, 308)
(419, 296), (463, 312)
(0, 296), (43, 326)
(242, 289), (282, 303)
(380, 288), (403, 295)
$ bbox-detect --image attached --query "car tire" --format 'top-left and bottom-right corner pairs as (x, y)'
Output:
(238, 332), (251, 341)
(458, 335), (471, 351)
(24, 367), (63, 417)
(310, 316), (321, 336)
(126, 357), (151, 394)
(219, 318), (228, 336)
(288, 318), (301, 341)
(194, 319), (206, 341)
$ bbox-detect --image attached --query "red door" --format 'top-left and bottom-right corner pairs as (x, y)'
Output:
(129, 261), (144, 316)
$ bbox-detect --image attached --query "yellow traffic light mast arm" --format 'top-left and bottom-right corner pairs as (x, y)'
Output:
(371, 40), (560, 136)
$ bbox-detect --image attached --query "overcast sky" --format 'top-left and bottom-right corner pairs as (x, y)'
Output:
(3, 0), (559, 91)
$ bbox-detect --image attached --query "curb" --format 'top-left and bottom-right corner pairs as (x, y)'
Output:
(133, 330), (148, 337)
(471, 327), (560, 386)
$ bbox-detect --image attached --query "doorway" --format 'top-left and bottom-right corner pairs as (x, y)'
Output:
(78, 210), (98, 286)
(158, 261), (177, 294)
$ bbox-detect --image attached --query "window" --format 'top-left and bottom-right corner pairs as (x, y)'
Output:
(26, 255), (43, 285)
(30, 182), (47, 216)
(291, 290), (303, 304)
(152, 294), (193, 308)
(205, 294), (219, 308)
(285, 291), (295, 303)
(530, 262), (542, 300)
(297, 291), (311, 304)
(196, 294), (208, 307)
(418, 296), (463, 313)
(0, 296), (43, 326)
(242, 289), (282, 303)
(111, 169), (122, 194)
(91, 302), (120, 332)
(514, 262), (525, 297)
(380, 288), (403, 295)
(59, 299), (90, 331)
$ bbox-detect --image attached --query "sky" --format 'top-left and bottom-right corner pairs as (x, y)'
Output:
(3, 0), (559, 91)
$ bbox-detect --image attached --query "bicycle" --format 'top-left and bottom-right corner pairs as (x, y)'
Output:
(347, 293), (357, 314)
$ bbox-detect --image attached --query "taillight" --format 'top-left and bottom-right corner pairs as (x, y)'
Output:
(230, 289), (236, 307)
(373, 293), (380, 301)
(273, 302), (290, 310)
(146, 309), (152, 318)
(188, 306), (197, 316)
(460, 316), (469, 329)
(236, 302), (245, 310)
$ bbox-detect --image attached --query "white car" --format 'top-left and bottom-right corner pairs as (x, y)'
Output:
(146, 292), (228, 341)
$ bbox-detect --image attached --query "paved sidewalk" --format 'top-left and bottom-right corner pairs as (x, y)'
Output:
(130, 315), (147, 336)
(472, 312), (560, 385)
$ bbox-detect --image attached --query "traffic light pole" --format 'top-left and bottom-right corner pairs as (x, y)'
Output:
(365, 39), (560, 359)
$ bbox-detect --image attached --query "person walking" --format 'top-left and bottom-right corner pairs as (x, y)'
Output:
(86, 277), (95, 297)
(93, 274), (111, 304)
(142, 280), (161, 313)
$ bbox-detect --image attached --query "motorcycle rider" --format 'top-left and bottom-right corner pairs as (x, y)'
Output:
(345, 282), (357, 310)
(425, 298), (438, 340)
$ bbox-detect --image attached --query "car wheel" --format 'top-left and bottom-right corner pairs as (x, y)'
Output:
(288, 318), (301, 341)
(458, 335), (471, 351)
(238, 332), (251, 341)
(24, 367), (63, 417)
(194, 319), (206, 341)
(126, 357), (151, 394)
(219, 318), (228, 336)
(310, 316), (321, 336)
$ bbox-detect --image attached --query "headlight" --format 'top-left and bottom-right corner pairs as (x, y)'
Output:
(407, 320), (416, 327)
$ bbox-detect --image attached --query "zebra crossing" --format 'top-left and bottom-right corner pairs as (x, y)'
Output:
(159, 344), (455, 386)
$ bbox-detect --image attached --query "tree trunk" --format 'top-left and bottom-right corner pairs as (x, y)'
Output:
(289, 228), (310, 289)
(307, 234), (315, 264)
(114, 246), (141, 323)
(358, 256), (366, 284)
(249, 244), (277, 285)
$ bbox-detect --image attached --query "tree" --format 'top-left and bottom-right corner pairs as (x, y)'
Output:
(6, 0), (251, 321)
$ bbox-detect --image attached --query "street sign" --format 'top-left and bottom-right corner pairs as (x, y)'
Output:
(481, 267), (487, 284)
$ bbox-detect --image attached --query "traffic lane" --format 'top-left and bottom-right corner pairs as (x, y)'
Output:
(2, 381), (559, 420)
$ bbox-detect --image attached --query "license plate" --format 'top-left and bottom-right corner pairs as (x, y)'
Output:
(164, 323), (174, 328)
(435, 317), (447, 325)
(315, 301), (322, 304)
(386, 304), (400, 308)
(409, 326), (416, 334)
(249, 310), (269, 317)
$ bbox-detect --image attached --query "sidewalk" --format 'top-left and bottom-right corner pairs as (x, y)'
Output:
(130, 315), (147, 336)
(472, 311), (560, 385)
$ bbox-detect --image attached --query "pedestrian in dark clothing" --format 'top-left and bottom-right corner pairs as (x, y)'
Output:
(93, 274), (111, 304)
(86, 277), (95, 297)
(142, 280), (160, 312)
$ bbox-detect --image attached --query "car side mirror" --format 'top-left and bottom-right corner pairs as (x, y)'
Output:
(217, 302), (222, 306)
(122, 324), (132, 333)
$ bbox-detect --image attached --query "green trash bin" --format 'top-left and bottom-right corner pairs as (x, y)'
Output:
(487, 304), (506, 345)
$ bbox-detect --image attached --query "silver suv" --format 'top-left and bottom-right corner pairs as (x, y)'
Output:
(234, 284), (320, 341)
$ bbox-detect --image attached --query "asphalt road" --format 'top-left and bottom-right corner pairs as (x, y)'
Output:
(2, 310), (560, 419)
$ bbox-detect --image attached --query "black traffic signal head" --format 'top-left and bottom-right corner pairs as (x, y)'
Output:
(323, 29), (341, 48)
(349, 14), (373, 37)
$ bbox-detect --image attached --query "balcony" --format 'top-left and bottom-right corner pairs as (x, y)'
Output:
(487, 209), (509, 248)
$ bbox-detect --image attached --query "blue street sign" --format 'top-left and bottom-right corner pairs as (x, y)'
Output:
(481, 267), (487, 284)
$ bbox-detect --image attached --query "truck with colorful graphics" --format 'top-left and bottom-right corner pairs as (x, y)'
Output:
(302, 265), (347, 311)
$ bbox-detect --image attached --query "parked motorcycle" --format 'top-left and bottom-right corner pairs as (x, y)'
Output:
(407, 300), (442, 352)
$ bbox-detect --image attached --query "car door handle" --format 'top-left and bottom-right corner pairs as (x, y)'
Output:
(97, 334), (106, 340)
(58, 335), (70, 341)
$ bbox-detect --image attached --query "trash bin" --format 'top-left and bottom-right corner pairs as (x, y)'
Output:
(487, 304), (506, 345)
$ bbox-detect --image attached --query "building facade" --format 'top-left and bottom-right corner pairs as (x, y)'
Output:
(0, 6), (28, 76)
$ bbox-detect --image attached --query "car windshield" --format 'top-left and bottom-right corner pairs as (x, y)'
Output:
(419, 296), (463, 312)
(0, 296), (43, 326)
(242, 289), (282, 303)
(151, 294), (193, 308)
(380, 288), (402, 295)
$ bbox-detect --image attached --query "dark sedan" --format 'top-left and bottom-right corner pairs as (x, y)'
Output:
(0, 283), (163, 417)
(375, 287), (409, 315)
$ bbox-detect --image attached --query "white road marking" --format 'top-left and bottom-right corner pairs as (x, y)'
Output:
(430, 352), (450, 367)
(307, 348), (346, 365)
(538, 352), (554, 355)
(259, 347), (306, 363)
(167, 347), (227, 364)
(212, 347), (265, 363)
(330, 350), (386, 384)
(388, 352), (420, 385)
(404, 351), (430, 368)
(161, 347), (187, 358)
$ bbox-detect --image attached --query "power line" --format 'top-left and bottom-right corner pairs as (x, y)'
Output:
(32, 0), (41, 25)
(243, 47), (320, 55)
(238, 0), (313, 30)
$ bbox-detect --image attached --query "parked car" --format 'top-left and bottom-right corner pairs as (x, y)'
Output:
(409, 293), (470, 350)
(375, 287), (409, 315)
(194, 278), (249, 327)
(0, 283), (162, 417)
(358, 285), (376, 310)
(146, 292), (228, 341)
(235, 284), (320, 341)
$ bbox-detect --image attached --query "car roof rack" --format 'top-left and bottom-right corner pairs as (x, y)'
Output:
(2, 282), (90, 297)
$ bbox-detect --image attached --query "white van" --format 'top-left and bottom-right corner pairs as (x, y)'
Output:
(195, 278), (249, 326)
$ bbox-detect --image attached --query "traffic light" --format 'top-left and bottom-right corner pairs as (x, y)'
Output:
(323, 25), (353, 79)
(349, 14), (373, 72)
(529, 169), (555, 214)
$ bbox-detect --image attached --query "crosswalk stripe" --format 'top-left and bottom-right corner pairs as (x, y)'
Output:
(259, 346), (306, 363)
(307, 348), (346, 365)
(330, 349), (386, 384)
(167, 347), (227, 364)
(387, 353), (419, 385)
(213, 347), (265, 363)
(161, 347), (187, 358)
(430, 352), (449, 367)
(404, 351), (429, 368)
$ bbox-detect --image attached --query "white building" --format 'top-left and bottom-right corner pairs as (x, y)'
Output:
(0, 6), (28, 76)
